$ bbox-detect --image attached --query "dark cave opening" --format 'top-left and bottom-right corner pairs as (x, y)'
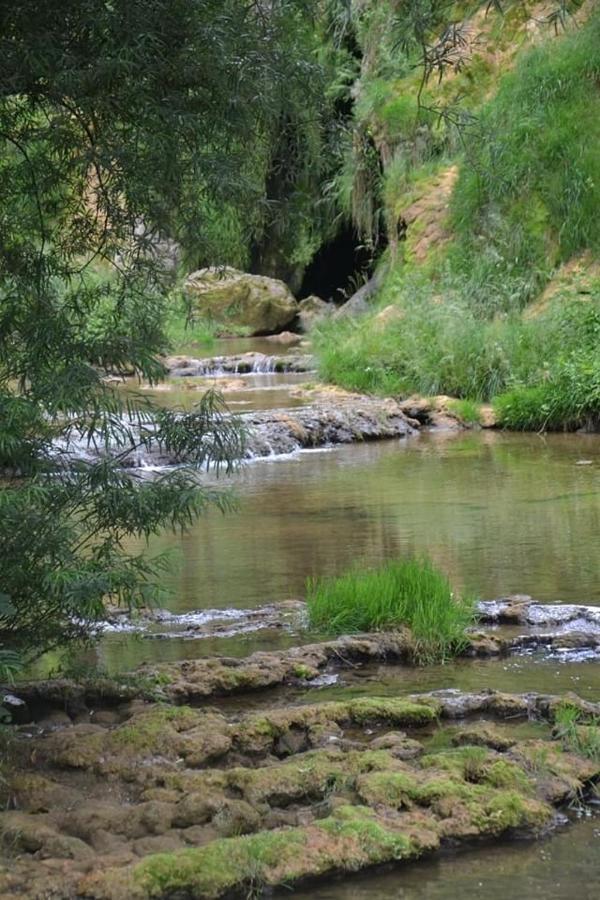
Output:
(297, 225), (383, 303)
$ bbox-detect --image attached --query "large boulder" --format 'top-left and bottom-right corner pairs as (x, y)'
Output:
(184, 267), (299, 335)
(298, 295), (333, 332)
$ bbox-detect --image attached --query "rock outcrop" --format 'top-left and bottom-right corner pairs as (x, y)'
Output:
(297, 295), (333, 331)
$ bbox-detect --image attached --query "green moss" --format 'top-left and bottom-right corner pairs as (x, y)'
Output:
(349, 697), (439, 726)
(318, 804), (412, 860)
(419, 746), (531, 792)
(356, 770), (420, 808)
(130, 806), (419, 898)
(107, 705), (200, 754)
(420, 747), (488, 775)
(292, 664), (315, 680)
(484, 760), (531, 792)
(472, 791), (551, 834)
(134, 830), (307, 898)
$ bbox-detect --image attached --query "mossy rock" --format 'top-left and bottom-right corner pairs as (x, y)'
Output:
(451, 723), (517, 752)
(348, 697), (440, 726)
(184, 268), (299, 335)
(85, 807), (436, 899)
(40, 705), (231, 774)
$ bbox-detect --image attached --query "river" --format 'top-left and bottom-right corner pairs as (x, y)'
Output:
(94, 338), (600, 898)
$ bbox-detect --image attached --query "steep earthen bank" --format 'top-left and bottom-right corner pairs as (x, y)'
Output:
(1, 689), (599, 899)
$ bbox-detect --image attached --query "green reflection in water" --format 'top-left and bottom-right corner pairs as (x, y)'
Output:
(103, 430), (600, 672)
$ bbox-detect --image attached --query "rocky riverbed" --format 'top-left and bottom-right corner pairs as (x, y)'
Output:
(4, 590), (600, 898)
(7, 596), (600, 720)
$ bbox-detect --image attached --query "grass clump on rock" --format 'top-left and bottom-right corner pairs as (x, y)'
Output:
(306, 558), (475, 664)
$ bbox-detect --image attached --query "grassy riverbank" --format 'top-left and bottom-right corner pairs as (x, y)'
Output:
(314, 4), (600, 432)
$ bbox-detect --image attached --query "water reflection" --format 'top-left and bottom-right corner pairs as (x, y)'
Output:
(129, 430), (600, 613)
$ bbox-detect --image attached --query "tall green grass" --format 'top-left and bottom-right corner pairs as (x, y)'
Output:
(315, 277), (600, 402)
(452, 7), (600, 307)
(306, 558), (475, 664)
(314, 267), (600, 430)
(494, 350), (600, 432)
(314, 9), (600, 433)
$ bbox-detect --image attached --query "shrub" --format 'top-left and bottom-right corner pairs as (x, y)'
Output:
(306, 558), (475, 664)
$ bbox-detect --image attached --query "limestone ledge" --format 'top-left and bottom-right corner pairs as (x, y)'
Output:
(1, 689), (599, 899)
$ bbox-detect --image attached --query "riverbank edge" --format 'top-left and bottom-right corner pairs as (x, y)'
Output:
(7, 596), (600, 716)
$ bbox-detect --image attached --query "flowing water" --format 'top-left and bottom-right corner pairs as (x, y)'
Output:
(87, 339), (600, 896)
(98, 426), (600, 671)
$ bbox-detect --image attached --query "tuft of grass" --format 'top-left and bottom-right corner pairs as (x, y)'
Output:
(447, 398), (481, 426)
(553, 704), (600, 762)
(306, 557), (475, 664)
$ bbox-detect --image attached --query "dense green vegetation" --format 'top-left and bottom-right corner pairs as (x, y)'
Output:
(1, 0), (599, 678)
(314, 2), (600, 433)
(0, 0), (322, 673)
(306, 558), (475, 663)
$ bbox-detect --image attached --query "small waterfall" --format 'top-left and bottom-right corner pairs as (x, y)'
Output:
(234, 354), (277, 375)
(166, 352), (314, 378)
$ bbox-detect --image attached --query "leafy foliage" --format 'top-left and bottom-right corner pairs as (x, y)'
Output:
(0, 0), (316, 668)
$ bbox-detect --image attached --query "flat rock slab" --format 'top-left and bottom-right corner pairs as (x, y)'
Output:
(479, 597), (600, 632)
(105, 395), (419, 467)
(10, 612), (600, 720)
(241, 397), (418, 458)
